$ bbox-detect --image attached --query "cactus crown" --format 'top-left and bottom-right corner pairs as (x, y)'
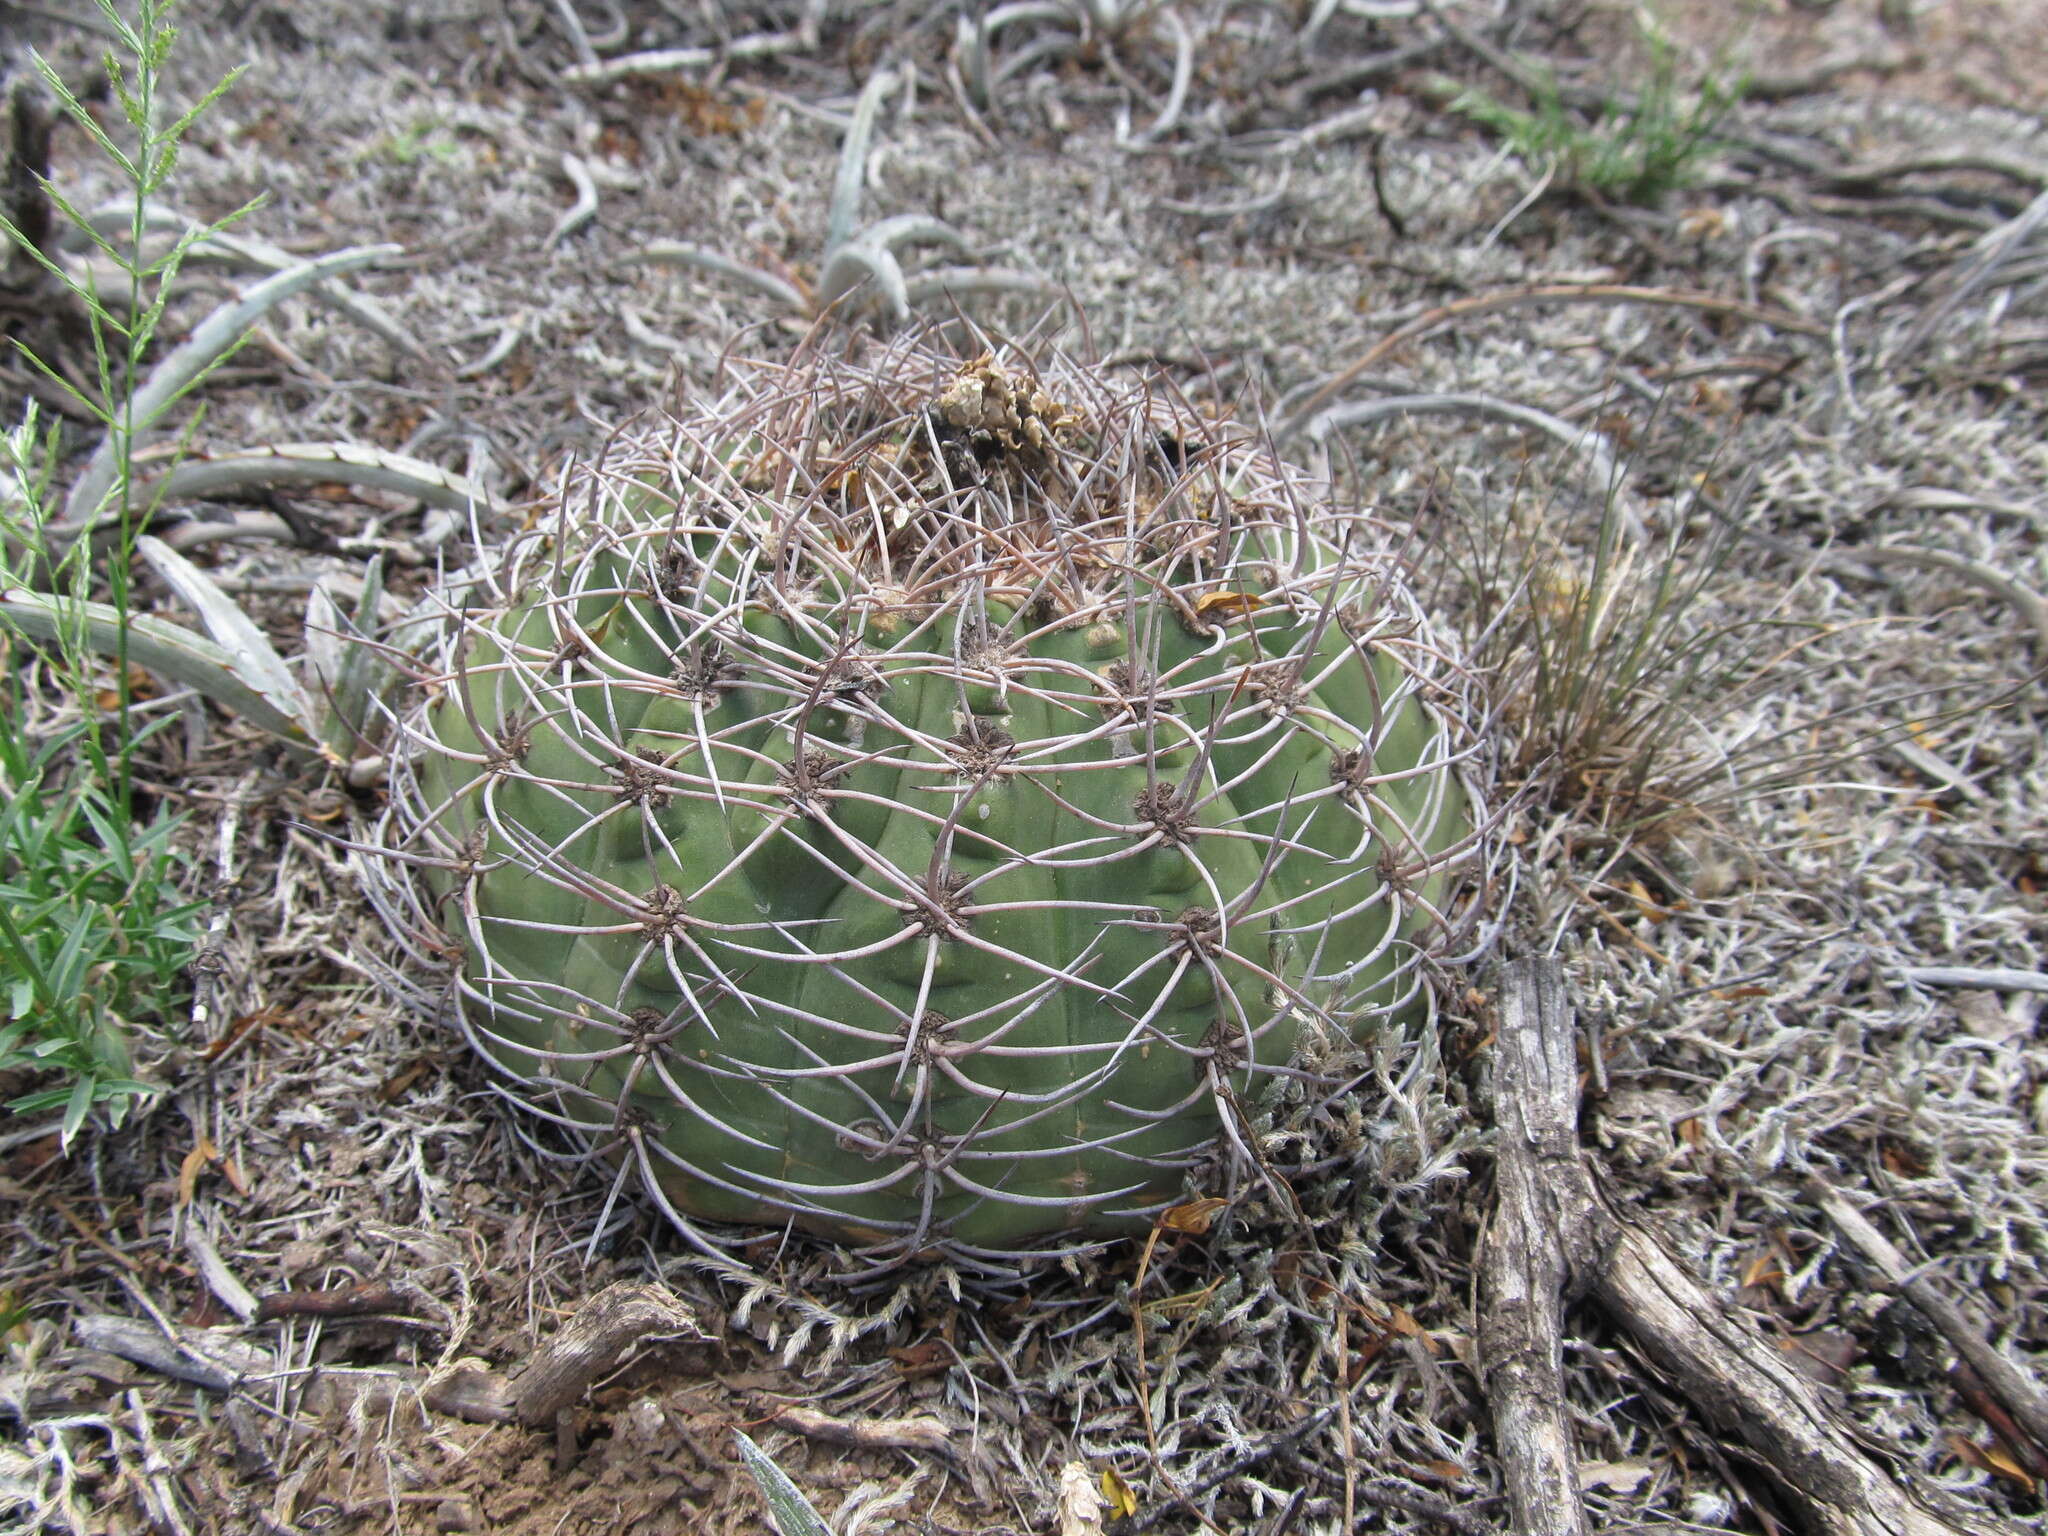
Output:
(371, 337), (1483, 1281)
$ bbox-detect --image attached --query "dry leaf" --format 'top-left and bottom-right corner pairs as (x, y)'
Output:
(1056, 1462), (1107, 1536)
(177, 1136), (218, 1208)
(1739, 1250), (1784, 1290)
(378, 1058), (432, 1103)
(1779, 1327), (1859, 1388)
(1347, 1326), (1393, 1383)
(1622, 877), (1672, 923)
(1882, 1139), (1930, 1177)
(1677, 207), (1728, 239)
(1100, 1467), (1138, 1520)
(1579, 1459), (1654, 1494)
(1193, 590), (1263, 619)
(888, 1340), (950, 1377)
(1950, 1434), (2036, 1491)
(1158, 1197), (1228, 1234)
(1386, 1306), (1443, 1355)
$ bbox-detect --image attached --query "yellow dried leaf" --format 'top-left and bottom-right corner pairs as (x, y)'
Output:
(1158, 1197), (1228, 1234)
(177, 1136), (217, 1208)
(1951, 1434), (2036, 1490)
(1739, 1251), (1784, 1290)
(1622, 877), (1672, 923)
(1982, 1442), (2037, 1490)
(1193, 590), (1263, 620)
(1677, 207), (1727, 240)
(1100, 1467), (1138, 1520)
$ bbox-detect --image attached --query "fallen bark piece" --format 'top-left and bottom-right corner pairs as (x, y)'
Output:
(774, 1404), (953, 1454)
(423, 1362), (518, 1424)
(1481, 957), (1592, 1536)
(1816, 1184), (2048, 1465)
(1586, 1221), (2004, 1536)
(73, 1314), (276, 1394)
(505, 1281), (706, 1427)
(1495, 959), (2010, 1536)
(184, 1226), (259, 1324)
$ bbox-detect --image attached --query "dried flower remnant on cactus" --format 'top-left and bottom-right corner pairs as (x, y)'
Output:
(367, 338), (1487, 1279)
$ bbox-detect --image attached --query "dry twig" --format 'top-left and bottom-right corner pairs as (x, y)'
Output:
(772, 1405), (952, 1454)
(1485, 959), (2008, 1536)
(1814, 1183), (2048, 1462)
(1278, 285), (1824, 443)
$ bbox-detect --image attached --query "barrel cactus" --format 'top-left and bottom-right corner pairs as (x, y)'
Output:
(372, 340), (1484, 1274)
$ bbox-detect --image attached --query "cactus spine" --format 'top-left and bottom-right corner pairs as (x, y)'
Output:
(371, 341), (1483, 1275)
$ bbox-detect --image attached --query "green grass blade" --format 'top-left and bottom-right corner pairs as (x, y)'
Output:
(0, 584), (317, 749)
(148, 440), (499, 515)
(60, 242), (402, 529)
(824, 69), (896, 260)
(135, 533), (310, 724)
(732, 1432), (833, 1536)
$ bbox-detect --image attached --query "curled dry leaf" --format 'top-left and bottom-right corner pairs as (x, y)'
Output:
(1193, 590), (1264, 619)
(1057, 1461), (1107, 1536)
(1579, 1458), (1655, 1494)
(1100, 1467), (1139, 1519)
(1158, 1197), (1230, 1234)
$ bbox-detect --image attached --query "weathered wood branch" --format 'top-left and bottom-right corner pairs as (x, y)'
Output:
(73, 1313), (276, 1394)
(69, 1279), (705, 1431)
(1479, 959), (1592, 1536)
(503, 1281), (706, 1426)
(1817, 1184), (2048, 1462)
(773, 1404), (953, 1454)
(1488, 958), (2011, 1536)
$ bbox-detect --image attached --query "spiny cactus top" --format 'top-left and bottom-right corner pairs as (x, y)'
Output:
(373, 339), (1484, 1278)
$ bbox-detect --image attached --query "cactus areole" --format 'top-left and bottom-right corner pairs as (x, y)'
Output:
(378, 343), (1481, 1276)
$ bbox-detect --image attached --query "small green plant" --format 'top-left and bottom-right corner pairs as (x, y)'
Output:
(0, 708), (202, 1143)
(0, 0), (254, 755)
(0, 0), (248, 1136)
(1, 6), (471, 785)
(1453, 21), (1747, 206)
(373, 116), (461, 168)
(0, 407), (209, 1143)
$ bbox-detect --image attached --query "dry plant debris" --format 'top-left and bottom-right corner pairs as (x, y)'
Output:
(1, 2), (2046, 1534)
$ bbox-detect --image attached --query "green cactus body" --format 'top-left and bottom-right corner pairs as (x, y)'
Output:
(379, 347), (1480, 1271)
